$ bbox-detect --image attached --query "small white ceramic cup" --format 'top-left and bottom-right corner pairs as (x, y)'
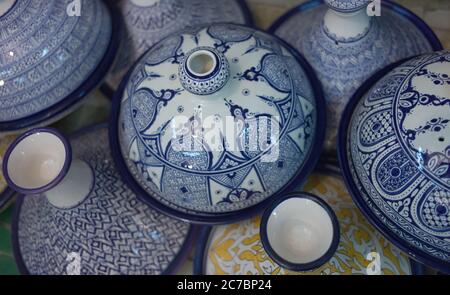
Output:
(2, 128), (71, 195)
(260, 192), (340, 272)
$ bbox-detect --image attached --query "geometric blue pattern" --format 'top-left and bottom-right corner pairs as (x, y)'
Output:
(346, 51), (450, 267)
(0, 0), (111, 123)
(15, 126), (191, 275)
(272, 2), (437, 151)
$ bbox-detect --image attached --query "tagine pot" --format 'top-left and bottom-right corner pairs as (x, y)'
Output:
(2, 126), (194, 275)
(339, 50), (450, 273)
(104, 0), (252, 91)
(0, 0), (119, 133)
(270, 0), (443, 153)
(110, 23), (326, 224)
(194, 165), (425, 275)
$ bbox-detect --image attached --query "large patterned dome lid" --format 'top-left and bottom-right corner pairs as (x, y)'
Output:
(111, 23), (325, 224)
(270, 0), (442, 153)
(0, 0), (115, 132)
(12, 126), (193, 275)
(105, 0), (251, 89)
(339, 50), (450, 272)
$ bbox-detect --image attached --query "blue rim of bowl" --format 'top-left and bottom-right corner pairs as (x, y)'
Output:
(260, 192), (340, 272)
(268, 0), (443, 52)
(100, 0), (254, 99)
(10, 123), (198, 275)
(108, 23), (326, 225)
(193, 164), (427, 275)
(0, 0), (121, 132)
(2, 128), (72, 196)
(337, 55), (450, 274)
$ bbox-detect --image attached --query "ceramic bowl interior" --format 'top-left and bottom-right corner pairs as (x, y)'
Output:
(187, 50), (217, 77)
(0, 0), (15, 15)
(266, 197), (334, 264)
(5, 131), (68, 191)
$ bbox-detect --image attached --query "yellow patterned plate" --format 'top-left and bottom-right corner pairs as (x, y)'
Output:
(194, 166), (424, 275)
(0, 135), (16, 211)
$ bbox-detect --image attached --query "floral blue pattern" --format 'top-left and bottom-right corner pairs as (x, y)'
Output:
(0, 0), (111, 126)
(115, 24), (322, 218)
(14, 126), (192, 275)
(106, 0), (250, 89)
(343, 51), (450, 270)
(271, 1), (439, 152)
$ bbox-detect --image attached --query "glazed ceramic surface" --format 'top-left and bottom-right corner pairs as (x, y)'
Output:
(105, 0), (251, 89)
(270, 0), (442, 152)
(324, 0), (370, 13)
(195, 169), (416, 275)
(260, 192), (340, 271)
(112, 23), (324, 223)
(340, 50), (450, 272)
(13, 126), (193, 274)
(0, 0), (114, 131)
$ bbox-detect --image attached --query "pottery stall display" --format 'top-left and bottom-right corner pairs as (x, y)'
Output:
(110, 23), (326, 224)
(338, 50), (450, 273)
(269, 0), (443, 153)
(0, 135), (16, 212)
(2, 126), (194, 274)
(0, 0), (119, 133)
(104, 0), (252, 91)
(194, 166), (425, 275)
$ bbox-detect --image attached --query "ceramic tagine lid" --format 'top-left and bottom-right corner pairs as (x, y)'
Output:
(110, 23), (326, 224)
(339, 50), (450, 272)
(194, 165), (424, 275)
(0, 0), (118, 132)
(2, 125), (194, 274)
(105, 0), (252, 90)
(270, 0), (443, 153)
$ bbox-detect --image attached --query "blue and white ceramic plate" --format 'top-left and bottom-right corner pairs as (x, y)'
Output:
(105, 0), (252, 90)
(339, 50), (450, 273)
(110, 23), (326, 224)
(0, 0), (119, 132)
(11, 125), (194, 275)
(270, 0), (442, 153)
(194, 166), (425, 275)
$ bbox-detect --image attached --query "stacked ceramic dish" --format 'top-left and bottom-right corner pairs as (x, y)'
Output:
(1, 0), (448, 275)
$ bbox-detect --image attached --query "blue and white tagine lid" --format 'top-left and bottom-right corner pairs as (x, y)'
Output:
(3, 125), (193, 274)
(111, 23), (326, 224)
(105, 0), (252, 90)
(0, 0), (118, 132)
(339, 50), (450, 273)
(270, 0), (442, 153)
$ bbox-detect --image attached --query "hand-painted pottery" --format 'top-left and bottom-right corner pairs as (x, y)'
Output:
(0, 0), (118, 132)
(0, 135), (16, 212)
(104, 0), (252, 90)
(0, 204), (20, 275)
(270, 0), (443, 153)
(4, 126), (193, 274)
(194, 167), (423, 275)
(260, 192), (340, 272)
(338, 50), (450, 273)
(110, 23), (326, 224)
